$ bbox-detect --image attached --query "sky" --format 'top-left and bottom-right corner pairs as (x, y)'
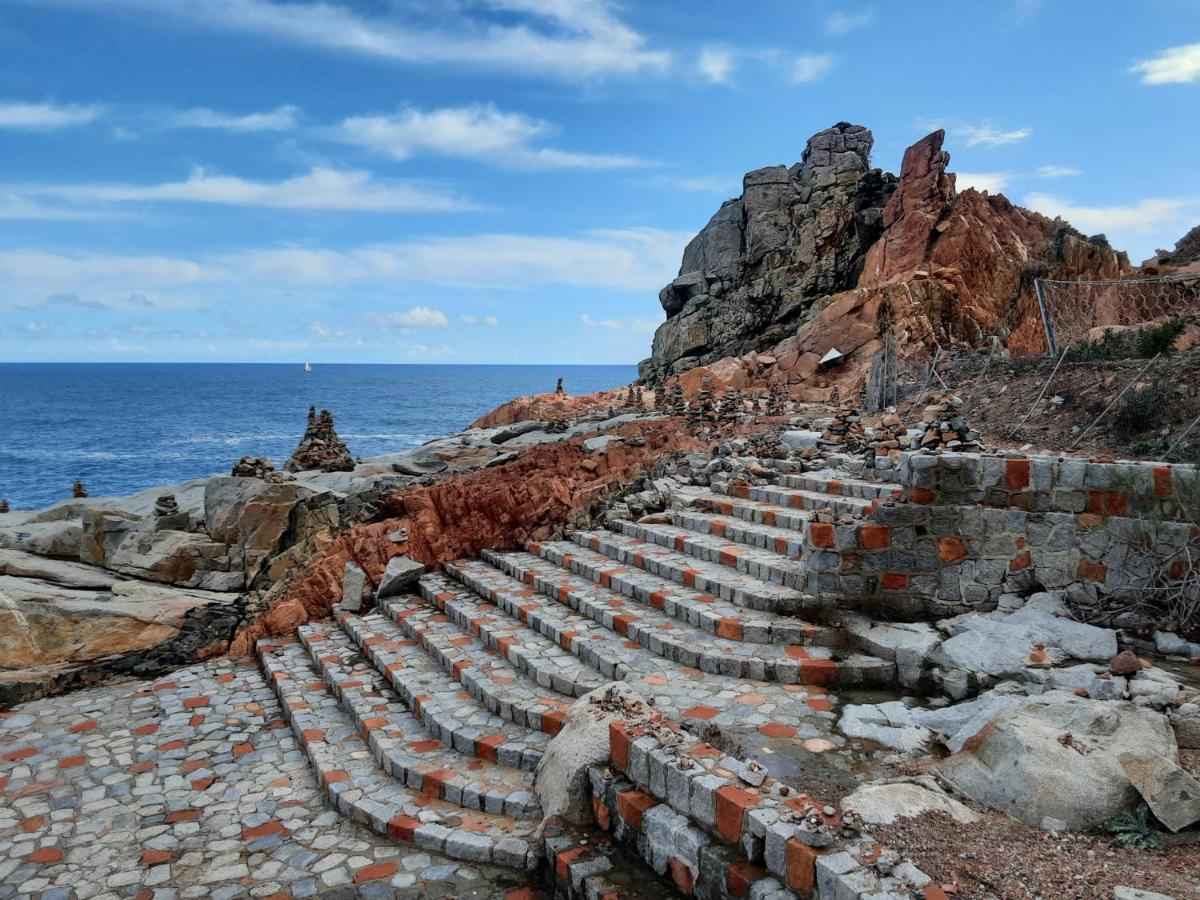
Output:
(0, 0), (1197, 364)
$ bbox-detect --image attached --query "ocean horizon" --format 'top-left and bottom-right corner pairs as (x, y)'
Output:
(0, 362), (637, 510)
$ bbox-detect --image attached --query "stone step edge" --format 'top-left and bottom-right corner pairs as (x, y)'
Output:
(602, 715), (933, 897)
(420, 574), (608, 699)
(296, 623), (542, 820)
(776, 471), (904, 502)
(470, 554), (862, 687)
(569, 530), (814, 617)
(612, 519), (810, 587)
(381, 595), (574, 738)
(524, 540), (837, 645)
(720, 480), (879, 515)
(340, 609), (550, 771)
(255, 638), (543, 870)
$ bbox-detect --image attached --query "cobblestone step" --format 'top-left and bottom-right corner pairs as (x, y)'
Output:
(715, 480), (876, 519)
(571, 529), (814, 616)
(611, 519), (807, 591)
(256, 639), (542, 870)
(340, 610), (551, 770)
(480, 551), (859, 684)
(419, 573), (609, 699)
(683, 489), (815, 533)
(527, 539), (837, 643)
(776, 470), (902, 501)
(444, 558), (883, 730)
(381, 594), (577, 737)
(295, 622), (541, 820)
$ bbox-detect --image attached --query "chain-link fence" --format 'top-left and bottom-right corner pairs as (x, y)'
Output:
(1035, 272), (1200, 356)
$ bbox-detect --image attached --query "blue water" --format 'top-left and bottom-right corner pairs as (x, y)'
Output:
(0, 364), (636, 510)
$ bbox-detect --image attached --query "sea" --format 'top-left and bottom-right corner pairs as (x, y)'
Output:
(0, 363), (637, 511)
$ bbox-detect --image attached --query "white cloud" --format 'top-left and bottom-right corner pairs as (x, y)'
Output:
(1036, 165), (1082, 178)
(697, 46), (735, 84)
(1024, 193), (1198, 233)
(923, 119), (1033, 148)
(581, 313), (623, 330)
(30, 0), (671, 82)
(1131, 42), (1200, 85)
(955, 171), (1012, 195)
(334, 104), (646, 171)
(463, 313), (500, 326)
(378, 306), (449, 328)
(7, 167), (476, 213)
(0, 228), (690, 298)
(484, 314), (499, 326)
(0, 101), (103, 130)
(650, 175), (739, 194)
(791, 54), (836, 84)
(955, 122), (1032, 148)
(824, 9), (874, 35)
(164, 104), (298, 132)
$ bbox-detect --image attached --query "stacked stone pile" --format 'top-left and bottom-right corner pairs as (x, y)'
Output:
(231, 456), (284, 482)
(820, 407), (866, 451)
(284, 407), (355, 473)
(915, 394), (981, 451)
(863, 411), (911, 469)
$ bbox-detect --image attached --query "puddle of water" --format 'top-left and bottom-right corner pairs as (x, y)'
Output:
(1146, 653), (1200, 690)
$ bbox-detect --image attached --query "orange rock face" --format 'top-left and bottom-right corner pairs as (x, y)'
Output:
(229, 419), (704, 653)
(470, 387), (654, 429)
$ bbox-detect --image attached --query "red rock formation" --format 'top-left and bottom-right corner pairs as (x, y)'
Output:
(470, 386), (654, 429)
(229, 419), (704, 653)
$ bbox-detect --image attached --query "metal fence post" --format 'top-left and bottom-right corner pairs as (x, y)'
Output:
(1034, 278), (1057, 357)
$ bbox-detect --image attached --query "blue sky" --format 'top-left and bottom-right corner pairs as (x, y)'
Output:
(0, 0), (1196, 364)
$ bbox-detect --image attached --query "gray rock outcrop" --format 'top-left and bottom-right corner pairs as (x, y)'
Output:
(939, 691), (1177, 830)
(640, 123), (895, 379)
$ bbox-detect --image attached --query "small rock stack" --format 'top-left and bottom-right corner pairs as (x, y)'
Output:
(689, 377), (717, 426)
(666, 382), (687, 417)
(866, 411), (912, 461)
(72, 480), (88, 498)
(819, 408), (866, 451)
(154, 494), (179, 517)
(764, 383), (788, 417)
(632, 385), (646, 412)
(231, 456), (279, 480)
(284, 407), (356, 473)
(544, 419), (569, 434)
(915, 394), (980, 451)
(0, 499), (8, 513)
(152, 493), (190, 530)
(717, 389), (744, 420)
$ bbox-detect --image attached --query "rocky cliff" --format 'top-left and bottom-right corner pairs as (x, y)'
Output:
(640, 124), (1131, 388)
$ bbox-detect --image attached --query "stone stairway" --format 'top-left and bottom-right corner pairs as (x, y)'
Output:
(255, 463), (912, 896)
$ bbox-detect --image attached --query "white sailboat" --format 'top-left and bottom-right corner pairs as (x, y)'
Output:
(304, 362), (312, 373)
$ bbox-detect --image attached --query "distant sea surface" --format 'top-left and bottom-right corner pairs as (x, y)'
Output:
(0, 363), (636, 510)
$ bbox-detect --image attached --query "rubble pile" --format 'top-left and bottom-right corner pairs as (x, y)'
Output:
(820, 407), (866, 451)
(915, 394), (981, 451)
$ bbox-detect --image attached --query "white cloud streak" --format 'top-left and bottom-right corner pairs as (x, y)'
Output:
(6, 167), (477, 213)
(0, 228), (690, 297)
(697, 46), (735, 84)
(334, 104), (647, 171)
(376, 306), (449, 328)
(956, 123), (1032, 148)
(790, 54), (836, 84)
(1131, 42), (1200, 85)
(1036, 165), (1082, 178)
(823, 9), (874, 35)
(28, 0), (671, 82)
(0, 100), (103, 130)
(955, 172), (1012, 195)
(164, 104), (299, 132)
(1024, 193), (1198, 233)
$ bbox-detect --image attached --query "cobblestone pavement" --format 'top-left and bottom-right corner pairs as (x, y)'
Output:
(0, 657), (542, 899)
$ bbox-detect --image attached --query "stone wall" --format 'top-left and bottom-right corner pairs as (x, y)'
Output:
(728, 452), (1199, 621)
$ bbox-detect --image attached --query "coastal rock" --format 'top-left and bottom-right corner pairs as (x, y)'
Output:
(230, 456), (279, 480)
(0, 548), (238, 706)
(376, 554), (424, 599)
(939, 691), (1177, 829)
(638, 124), (1130, 393)
(0, 519), (82, 559)
(1120, 753), (1200, 832)
(203, 477), (309, 585)
(285, 407), (355, 473)
(841, 777), (980, 826)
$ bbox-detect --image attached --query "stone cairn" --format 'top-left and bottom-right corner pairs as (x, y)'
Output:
(666, 382), (687, 417)
(718, 389), (744, 421)
(72, 480), (88, 498)
(554, 377), (565, 397)
(154, 494), (179, 517)
(764, 383), (788, 417)
(284, 407), (355, 473)
(231, 456), (280, 481)
(632, 385), (646, 412)
(688, 377), (717, 426)
(544, 419), (569, 434)
(0, 498), (8, 513)
(914, 394), (980, 451)
(819, 407), (866, 451)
